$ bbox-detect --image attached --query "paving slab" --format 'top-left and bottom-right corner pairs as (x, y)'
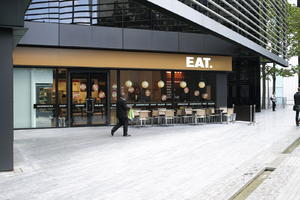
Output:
(0, 108), (299, 200)
(247, 145), (300, 200)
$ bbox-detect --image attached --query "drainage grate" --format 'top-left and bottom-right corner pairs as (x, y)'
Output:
(282, 137), (300, 154)
(230, 168), (275, 200)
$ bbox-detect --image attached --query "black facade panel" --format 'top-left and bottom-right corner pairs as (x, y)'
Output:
(178, 32), (205, 53)
(124, 28), (179, 51)
(59, 24), (123, 49)
(0, 29), (14, 171)
(59, 24), (93, 47)
(179, 33), (238, 55)
(20, 22), (59, 46)
(89, 26), (123, 49)
(20, 22), (241, 57)
(123, 29), (153, 50)
(0, 0), (24, 27)
(216, 73), (228, 107)
(150, 31), (179, 52)
(228, 57), (261, 112)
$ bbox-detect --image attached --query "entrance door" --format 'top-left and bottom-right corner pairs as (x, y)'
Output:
(70, 72), (108, 126)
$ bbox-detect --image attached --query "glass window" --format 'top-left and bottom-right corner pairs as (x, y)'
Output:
(57, 69), (67, 127)
(110, 70), (117, 125)
(25, 0), (203, 33)
(174, 71), (215, 106)
(120, 70), (171, 106)
(14, 68), (67, 129)
(14, 68), (57, 128)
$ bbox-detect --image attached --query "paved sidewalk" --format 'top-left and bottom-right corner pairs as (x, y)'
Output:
(0, 108), (299, 200)
(247, 137), (300, 200)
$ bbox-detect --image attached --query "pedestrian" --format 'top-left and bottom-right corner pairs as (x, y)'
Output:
(294, 87), (300, 126)
(270, 94), (276, 111)
(111, 95), (131, 137)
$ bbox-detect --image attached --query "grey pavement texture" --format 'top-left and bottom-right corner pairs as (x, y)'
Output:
(0, 107), (299, 200)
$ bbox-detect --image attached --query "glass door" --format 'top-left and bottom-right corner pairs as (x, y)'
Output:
(90, 73), (108, 126)
(70, 72), (108, 126)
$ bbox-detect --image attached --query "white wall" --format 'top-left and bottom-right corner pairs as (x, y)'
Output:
(13, 68), (54, 128)
(284, 56), (299, 105)
(14, 68), (32, 128)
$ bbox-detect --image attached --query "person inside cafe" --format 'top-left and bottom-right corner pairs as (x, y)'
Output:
(181, 87), (191, 102)
(141, 89), (151, 102)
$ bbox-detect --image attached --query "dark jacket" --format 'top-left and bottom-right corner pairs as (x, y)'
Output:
(116, 98), (129, 119)
(294, 92), (300, 110)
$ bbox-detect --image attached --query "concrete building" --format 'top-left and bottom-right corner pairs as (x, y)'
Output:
(1, 0), (289, 171)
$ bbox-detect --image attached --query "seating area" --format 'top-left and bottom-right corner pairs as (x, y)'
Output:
(130, 107), (236, 127)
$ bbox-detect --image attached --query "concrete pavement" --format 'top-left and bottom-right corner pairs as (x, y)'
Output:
(0, 107), (299, 200)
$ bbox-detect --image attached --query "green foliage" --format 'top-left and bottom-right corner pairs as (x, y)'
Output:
(287, 3), (300, 59)
(261, 63), (296, 80)
(291, 65), (300, 74)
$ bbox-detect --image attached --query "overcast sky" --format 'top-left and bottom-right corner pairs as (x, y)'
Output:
(288, 0), (297, 5)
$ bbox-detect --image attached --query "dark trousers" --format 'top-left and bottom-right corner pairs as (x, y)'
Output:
(272, 102), (276, 111)
(296, 111), (299, 125)
(112, 118), (128, 136)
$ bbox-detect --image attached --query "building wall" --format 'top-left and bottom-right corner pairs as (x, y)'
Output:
(283, 56), (299, 105)
(20, 22), (240, 57)
(0, 0), (24, 27)
(0, 29), (14, 171)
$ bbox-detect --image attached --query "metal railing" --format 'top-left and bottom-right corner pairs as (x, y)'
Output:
(180, 0), (288, 57)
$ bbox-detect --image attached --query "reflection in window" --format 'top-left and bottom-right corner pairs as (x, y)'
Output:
(120, 70), (171, 103)
(14, 68), (67, 128)
(57, 69), (67, 127)
(174, 71), (215, 103)
(110, 70), (118, 125)
(25, 0), (203, 33)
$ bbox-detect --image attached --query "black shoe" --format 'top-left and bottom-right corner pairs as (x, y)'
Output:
(297, 123), (299, 127)
(111, 130), (114, 136)
(123, 134), (131, 137)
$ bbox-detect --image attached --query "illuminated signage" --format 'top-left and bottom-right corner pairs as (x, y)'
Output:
(186, 57), (213, 69)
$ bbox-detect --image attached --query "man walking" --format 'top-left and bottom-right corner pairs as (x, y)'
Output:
(111, 96), (131, 137)
(294, 88), (300, 126)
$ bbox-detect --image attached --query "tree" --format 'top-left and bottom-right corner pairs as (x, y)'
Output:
(286, 3), (300, 60)
(261, 3), (300, 109)
(261, 62), (295, 109)
(261, 62), (267, 109)
(287, 3), (300, 85)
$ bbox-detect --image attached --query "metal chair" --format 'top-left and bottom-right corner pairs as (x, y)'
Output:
(223, 108), (236, 123)
(162, 109), (175, 126)
(182, 108), (194, 124)
(152, 110), (162, 125)
(206, 108), (220, 123)
(175, 109), (183, 124)
(136, 110), (151, 127)
(194, 109), (206, 124)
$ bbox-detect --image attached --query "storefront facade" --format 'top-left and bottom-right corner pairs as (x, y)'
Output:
(13, 47), (231, 128)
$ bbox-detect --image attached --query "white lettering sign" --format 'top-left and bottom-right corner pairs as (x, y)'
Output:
(186, 57), (213, 69)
